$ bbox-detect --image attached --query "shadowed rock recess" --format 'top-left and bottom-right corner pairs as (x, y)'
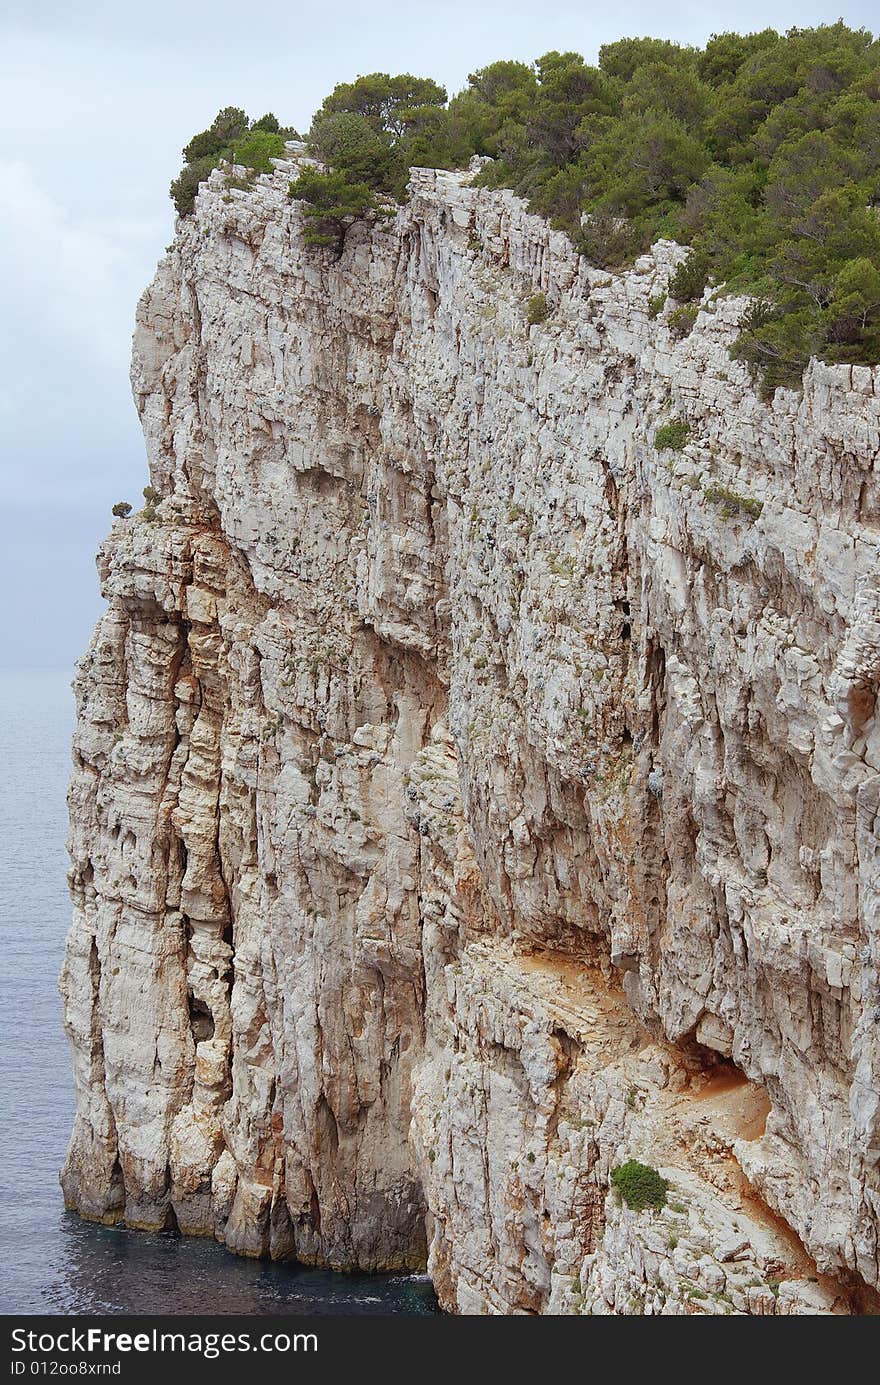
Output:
(60, 152), (880, 1315)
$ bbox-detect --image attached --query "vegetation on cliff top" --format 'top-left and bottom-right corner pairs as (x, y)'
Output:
(170, 24), (880, 393)
(170, 108), (299, 217)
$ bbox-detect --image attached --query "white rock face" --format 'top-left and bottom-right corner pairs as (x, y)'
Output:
(60, 154), (880, 1313)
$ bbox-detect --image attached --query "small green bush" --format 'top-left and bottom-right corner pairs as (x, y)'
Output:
(703, 482), (763, 520)
(170, 155), (220, 217)
(575, 212), (647, 270)
(668, 249), (710, 303)
(232, 128), (286, 173)
(112, 501), (132, 519)
(140, 485), (160, 522)
(668, 303), (699, 339)
(526, 292), (550, 326)
(611, 1160), (668, 1212)
(730, 299), (813, 398)
(654, 419), (690, 451)
(251, 112), (281, 133)
(309, 112), (400, 191)
(648, 292), (666, 319)
(225, 173), (253, 192)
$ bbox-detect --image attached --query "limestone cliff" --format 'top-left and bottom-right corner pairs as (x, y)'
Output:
(60, 149), (880, 1314)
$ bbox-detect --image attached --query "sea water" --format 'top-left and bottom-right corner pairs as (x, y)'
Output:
(0, 669), (435, 1315)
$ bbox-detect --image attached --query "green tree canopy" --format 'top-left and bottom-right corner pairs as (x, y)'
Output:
(599, 36), (698, 81)
(308, 111), (401, 191)
(170, 24), (880, 390)
(314, 72), (447, 138)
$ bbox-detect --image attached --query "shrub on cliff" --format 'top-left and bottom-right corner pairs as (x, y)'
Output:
(170, 109), (300, 217)
(575, 213), (649, 270)
(111, 502), (132, 518)
(288, 168), (392, 256)
(654, 419), (691, 451)
(306, 72), (464, 199)
(140, 485), (160, 521)
(611, 1160), (668, 1212)
(668, 249), (710, 304)
(703, 482), (763, 519)
(252, 112), (281, 133)
(182, 106), (248, 165)
(231, 129), (286, 174)
(312, 72), (448, 140)
(526, 292), (550, 325)
(308, 112), (403, 194)
(170, 155), (223, 218)
(668, 303), (699, 339)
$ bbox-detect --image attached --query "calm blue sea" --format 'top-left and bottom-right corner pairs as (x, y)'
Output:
(0, 669), (435, 1315)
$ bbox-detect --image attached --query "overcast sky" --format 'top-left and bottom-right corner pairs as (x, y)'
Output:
(1, 1), (876, 669)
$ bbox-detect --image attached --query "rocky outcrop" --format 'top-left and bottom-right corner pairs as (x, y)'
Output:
(60, 149), (880, 1312)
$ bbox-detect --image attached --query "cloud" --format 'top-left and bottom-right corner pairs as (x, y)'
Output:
(1, 161), (132, 359)
(0, 158), (156, 507)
